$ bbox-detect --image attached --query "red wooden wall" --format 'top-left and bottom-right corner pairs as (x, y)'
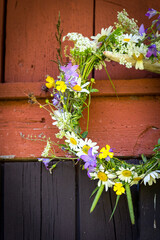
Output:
(0, 0), (160, 159)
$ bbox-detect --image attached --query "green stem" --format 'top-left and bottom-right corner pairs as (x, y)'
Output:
(86, 93), (91, 132)
(90, 184), (104, 213)
(125, 183), (135, 225)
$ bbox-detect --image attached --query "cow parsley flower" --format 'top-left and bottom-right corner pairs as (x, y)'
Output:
(52, 110), (72, 131)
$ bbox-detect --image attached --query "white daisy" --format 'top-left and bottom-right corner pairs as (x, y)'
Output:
(143, 170), (160, 186)
(130, 173), (145, 186)
(76, 138), (99, 157)
(65, 131), (80, 151)
(91, 26), (113, 44)
(121, 34), (141, 44)
(71, 77), (90, 94)
(90, 165), (116, 192)
(116, 166), (135, 183)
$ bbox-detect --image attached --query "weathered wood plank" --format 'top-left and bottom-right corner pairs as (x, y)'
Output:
(0, 0), (5, 83)
(0, 96), (160, 158)
(0, 78), (160, 100)
(78, 166), (116, 240)
(4, 162), (41, 240)
(5, 0), (93, 83)
(110, 185), (139, 240)
(95, 0), (160, 80)
(0, 162), (4, 240)
(139, 179), (160, 240)
(41, 161), (75, 240)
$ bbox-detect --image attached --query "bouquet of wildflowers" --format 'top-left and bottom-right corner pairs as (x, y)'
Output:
(30, 9), (160, 224)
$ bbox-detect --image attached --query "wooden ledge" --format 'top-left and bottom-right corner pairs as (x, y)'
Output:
(0, 78), (160, 100)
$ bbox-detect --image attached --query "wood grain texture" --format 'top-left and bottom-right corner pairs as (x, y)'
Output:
(0, 163), (4, 240)
(78, 166), (116, 240)
(5, 0), (93, 83)
(0, 0), (5, 83)
(4, 162), (41, 240)
(110, 185), (139, 240)
(139, 179), (160, 240)
(41, 161), (75, 240)
(0, 96), (160, 158)
(0, 78), (160, 100)
(95, 0), (160, 80)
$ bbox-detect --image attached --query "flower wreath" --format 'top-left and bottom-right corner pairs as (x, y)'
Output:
(30, 9), (160, 224)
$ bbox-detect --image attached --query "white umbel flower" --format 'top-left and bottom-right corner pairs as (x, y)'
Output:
(144, 170), (160, 186)
(52, 110), (71, 131)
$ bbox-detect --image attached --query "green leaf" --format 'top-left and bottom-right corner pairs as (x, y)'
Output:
(109, 195), (120, 221)
(90, 88), (99, 93)
(125, 183), (135, 225)
(90, 186), (99, 199)
(98, 35), (107, 42)
(141, 154), (147, 163)
(90, 184), (104, 213)
(81, 131), (88, 139)
(158, 138), (160, 145)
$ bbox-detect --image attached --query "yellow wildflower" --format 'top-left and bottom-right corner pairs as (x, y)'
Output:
(56, 81), (67, 93)
(46, 76), (55, 88)
(99, 144), (114, 159)
(113, 182), (125, 195)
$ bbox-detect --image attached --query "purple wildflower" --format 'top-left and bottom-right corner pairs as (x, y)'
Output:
(152, 15), (160, 31)
(80, 148), (97, 169)
(52, 93), (61, 107)
(145, 8), (157, 19)
(146, 44), (158, 58)
(60, 62), (79, 81)
(38, 158), (50, 170)
(139, 24), (145, 36)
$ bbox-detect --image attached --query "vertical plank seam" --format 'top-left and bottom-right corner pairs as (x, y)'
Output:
(0, 163), (4, 240)
(75, 164), (80, 240)
(40, 162), (42, 240)
(1, 0), (7, 83)
(108, 189), (117, 240)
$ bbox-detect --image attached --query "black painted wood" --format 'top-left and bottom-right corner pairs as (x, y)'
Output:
(41, 161), (76, 240)
(78, 165), (116, 240)
(4, 162), (41, 240)
(0, 163), (4, 240)
(139, 179), (160, 240)
(110, 185), (139, 240)
(1, 161), (160, 240)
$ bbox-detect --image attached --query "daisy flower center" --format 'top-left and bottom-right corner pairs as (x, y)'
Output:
(133, 53), (144, 61)
(122, 170), (132, 177)
(123, 38), (131, 42)
(73, 85), (82, 91)
(133, 177), (141, 181)
(82, 145), (90, 154)
(70, 137), (77, 145)
(97, 172), (108, 182)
